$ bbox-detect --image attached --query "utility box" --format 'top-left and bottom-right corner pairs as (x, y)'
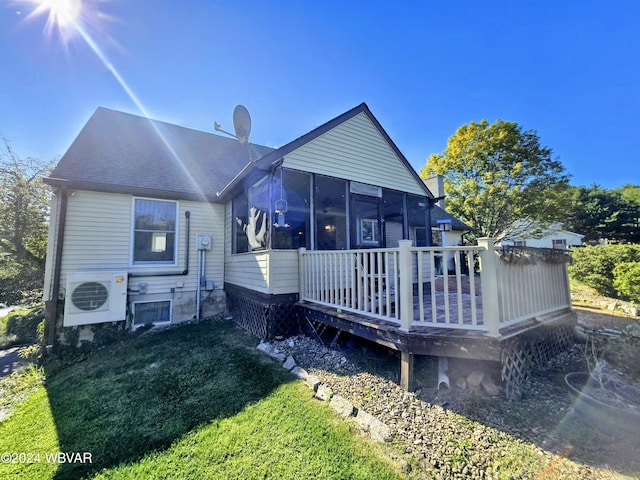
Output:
(196, 234), (212, 250)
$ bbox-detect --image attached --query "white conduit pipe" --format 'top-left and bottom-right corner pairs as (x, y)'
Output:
(438, 357), (450, 390)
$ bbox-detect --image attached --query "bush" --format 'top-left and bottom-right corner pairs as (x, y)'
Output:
(0, 263), (44, 306)
(569, 245), (640, 298)
(613, 262), (640, 304)
(5, 307), (45, 344)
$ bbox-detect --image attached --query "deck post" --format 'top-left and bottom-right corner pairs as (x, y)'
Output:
(477, 238), (501, 337)
(298, 247), (306, 296)
(398, 240), (413, 332)
(400, 350), (414, 391)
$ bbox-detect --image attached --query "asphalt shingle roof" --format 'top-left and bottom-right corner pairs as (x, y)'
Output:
(46, 107), (273, 202)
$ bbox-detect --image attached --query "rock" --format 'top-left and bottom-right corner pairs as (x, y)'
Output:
(481, 376), (502, 396)
(282, 355), (296, 370)
(368, 416), (393, 442)
(290, 366), (308, 380)
(271, 352), (287, 363)
(329, 395), (355, 418)
(256, 341), (273, 355)
(355, 409), (375, 430)
(455, 377), (467, 390)
(625, 322), (640, 338)
(315, 383), (333, 401)
(306, 375), (321, 392)
(467, 370), (484, 388)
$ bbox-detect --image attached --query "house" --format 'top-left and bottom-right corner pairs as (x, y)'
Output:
(499, 223), (584, 250)
(43, 103), (576, 398)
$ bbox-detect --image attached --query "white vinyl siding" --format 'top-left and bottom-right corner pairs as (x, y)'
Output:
(284, 112), (426, 196)
(224, 201), (299, 294)
(53, 190), (225, 299)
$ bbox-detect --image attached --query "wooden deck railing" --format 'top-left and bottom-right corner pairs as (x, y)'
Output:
(298, 238), (572, 337)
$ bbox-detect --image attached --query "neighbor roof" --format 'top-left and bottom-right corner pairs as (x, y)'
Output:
(430, 204), (470, 231)
(45, 107), (273, 202)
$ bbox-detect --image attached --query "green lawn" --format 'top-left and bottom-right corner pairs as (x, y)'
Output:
(0, 320), (403, 480)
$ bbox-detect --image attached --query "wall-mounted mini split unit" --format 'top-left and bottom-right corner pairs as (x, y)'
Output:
(63, 271), (128, 326)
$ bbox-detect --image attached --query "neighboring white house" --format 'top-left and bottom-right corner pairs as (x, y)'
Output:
(499, 223), (584, 250)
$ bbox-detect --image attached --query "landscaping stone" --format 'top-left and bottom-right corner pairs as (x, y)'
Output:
(306, 375), (321, 392)
(466, 370), (484, 388)
(256, 341), (273, 355)
(354, 409), (374, 430)
(290, 366), (308, 380)
(257, 341), (287, 363)
(315, 383), (333, 401)
(329, 395), (354, 418)
(368, 415), (394, 442)
(282, 355), (296, 370)
(481, 375), (502, 397)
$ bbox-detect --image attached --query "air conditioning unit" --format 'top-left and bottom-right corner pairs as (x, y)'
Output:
(63, 271), (128, 326)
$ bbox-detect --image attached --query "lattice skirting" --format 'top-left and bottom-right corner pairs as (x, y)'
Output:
(501, 324), (574, 400)
(226, 292), (299, 339)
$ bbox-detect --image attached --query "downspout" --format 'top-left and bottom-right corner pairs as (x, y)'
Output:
(128, 210), (190, 277)
(47, 185), (68, 350)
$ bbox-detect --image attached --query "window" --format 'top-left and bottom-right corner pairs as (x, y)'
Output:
(351, 196), (381, 248)
(132, 199), (178, 265)
(132, 300), (171, 328)
(552, 238), (567, 249)
(513, 240), (527, 247)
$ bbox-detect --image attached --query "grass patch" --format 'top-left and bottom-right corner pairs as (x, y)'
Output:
(0, 320), (403, 479)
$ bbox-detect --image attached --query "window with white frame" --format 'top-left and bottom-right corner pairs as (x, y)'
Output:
(132, 300), (172, 328)
(513, 240), (527, 247)
(132, 198), (178, 265)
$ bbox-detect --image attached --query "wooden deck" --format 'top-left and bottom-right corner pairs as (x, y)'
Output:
(298, 297), (574, 361)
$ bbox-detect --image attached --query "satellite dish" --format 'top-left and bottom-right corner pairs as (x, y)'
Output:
(233, 105), (251, 144)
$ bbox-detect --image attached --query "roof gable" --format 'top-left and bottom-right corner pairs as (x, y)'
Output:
(216, 103), (432, 200)
(283, 110), (429, 195)
(46, 107), (272, 201)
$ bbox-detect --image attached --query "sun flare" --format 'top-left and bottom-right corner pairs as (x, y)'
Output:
(24, 0), (83, 40)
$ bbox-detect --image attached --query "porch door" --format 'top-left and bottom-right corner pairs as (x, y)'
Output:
(350, 195), (383, 249)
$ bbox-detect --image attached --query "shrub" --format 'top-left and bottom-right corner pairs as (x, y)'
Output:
(569, 245), (640, 298)
(613, 262), (640, 304)
(5, 306), (45, 344)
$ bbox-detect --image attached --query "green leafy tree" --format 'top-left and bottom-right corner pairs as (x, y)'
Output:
(569, 245), (640, 298)
(613, 262), (640, 304)
(0, 138), (54, 304)
(564, 185), (640, 244)
(421, 119), (570, 241)
(613, 184), (640, 206)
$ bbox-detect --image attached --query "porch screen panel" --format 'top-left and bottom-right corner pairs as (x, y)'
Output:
(407, 194), (430, 247)
(271, 169), (311, 250)
(315, 175), (347, 250)
(383, 189), (405, 247)
(232, 194), (249, 253)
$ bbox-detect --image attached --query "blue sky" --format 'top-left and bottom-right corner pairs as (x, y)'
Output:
(1, 0), (638, 189)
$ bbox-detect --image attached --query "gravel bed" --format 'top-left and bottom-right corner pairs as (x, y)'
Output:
(270, 334), (639, 479)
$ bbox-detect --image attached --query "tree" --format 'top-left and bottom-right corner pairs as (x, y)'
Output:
(0, 138), (54, 304)
(613, 184), (640, 206)
(421, 119), (570, 241)
(564, 185), (640, 244)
